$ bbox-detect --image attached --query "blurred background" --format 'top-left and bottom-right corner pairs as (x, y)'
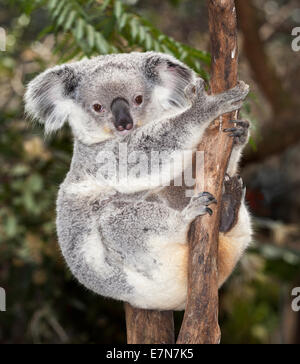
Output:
(0, 0), (300, 344)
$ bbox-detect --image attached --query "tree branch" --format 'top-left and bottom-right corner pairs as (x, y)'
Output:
(124, 304), (174, 344)
(176, 0), (239, 344)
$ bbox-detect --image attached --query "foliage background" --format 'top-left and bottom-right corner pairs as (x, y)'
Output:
(0, 0), (300, 344)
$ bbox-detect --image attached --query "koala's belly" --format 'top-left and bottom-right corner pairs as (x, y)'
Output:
(75, 225), (188, 310)
(124, 242), (188, 311)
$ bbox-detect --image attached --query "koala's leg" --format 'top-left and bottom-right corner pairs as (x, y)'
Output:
(159, 181), (252, 288)
(98, 193), (216, 311)
(56, 191), (137, 304)
(218, 176), (252, 287)
(217, 121), (251, 285)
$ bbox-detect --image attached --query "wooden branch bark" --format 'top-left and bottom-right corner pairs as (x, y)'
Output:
(125, 304), (174, 344)
(176, 0), (239, 344)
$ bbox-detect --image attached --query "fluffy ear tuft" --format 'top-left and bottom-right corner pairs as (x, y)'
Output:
(144, 53), (195, 109)
(24, 65), (80, 134)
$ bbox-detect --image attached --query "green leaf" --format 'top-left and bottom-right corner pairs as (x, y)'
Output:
(57, 4), (72, 27)
(95, 32), (109, 54)
(130, 18), (138, 40)
(158, 34), (166, 42)
(179, 51), (188, 61)
(12, 164), (29, 177)
(41, 0), (210, 78)
(23, 190), (35, 213)
(64, 10), (77, 31)
(76, 18), (85, 40)
(38, 25), (54, 40)
(48, 0), (59, 11)
(27, 174), (43, 193)
(161, 44), (174, 56)
(114, 1), (123, 19)
(145, 33), (152, 50)
(87, 25), (95, 49)
(51, 0), (66, 19)
(138, 25), (146, 42)
(100, 0), (111, 12)
(119, 13), (128, 30)
(154, 41), (161, 52)
(5, 215), (18, 238)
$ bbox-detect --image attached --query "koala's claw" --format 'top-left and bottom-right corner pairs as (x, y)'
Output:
(224, 120), (250, 146)
(206, 207), (213, 216)
(183, 192), (217, 222)
(230, 120), (250, 128)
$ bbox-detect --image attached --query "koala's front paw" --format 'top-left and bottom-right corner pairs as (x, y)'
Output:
(224, 120), (250, 146)
(220, 81), (250, 114)
(182, 192), (217, 222)
(229, 81), (250, 102)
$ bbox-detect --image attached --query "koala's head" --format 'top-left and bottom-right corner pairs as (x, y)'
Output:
(24, 52), (195, 145)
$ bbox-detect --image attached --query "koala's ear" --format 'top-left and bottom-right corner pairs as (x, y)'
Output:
(24, 65), (80, 134)
(143, 53), (195, 108)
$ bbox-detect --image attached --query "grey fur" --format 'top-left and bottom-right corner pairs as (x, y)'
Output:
(24, 52), (250, 310)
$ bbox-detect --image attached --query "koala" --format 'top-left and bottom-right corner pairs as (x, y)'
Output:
(24, 52), (252, 311)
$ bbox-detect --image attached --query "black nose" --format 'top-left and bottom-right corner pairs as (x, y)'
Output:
(111, 98), (134, 132)
(116, 119), (133, 132)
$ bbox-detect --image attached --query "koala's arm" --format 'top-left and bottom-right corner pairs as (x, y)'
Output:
(102, 80), (249, 193)
(128, 79), (249, 152)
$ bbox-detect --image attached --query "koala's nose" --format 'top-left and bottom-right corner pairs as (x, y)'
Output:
(116, 119), (133, 131)
(111, 98), (134, 132)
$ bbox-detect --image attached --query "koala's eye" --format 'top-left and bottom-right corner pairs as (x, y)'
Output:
(134, 95), (143, 105)
(93, 103), (103, 113)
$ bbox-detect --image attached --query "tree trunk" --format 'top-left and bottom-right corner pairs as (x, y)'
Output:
(125, 0), (240, 345)
(125, 304), (175, 344)
(177, 0), (239, 344)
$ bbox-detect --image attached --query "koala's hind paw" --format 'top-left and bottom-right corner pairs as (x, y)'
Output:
(182, 192), (217, 222)
(224, 120), (250, 146)
(220, 175), (245, 233)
